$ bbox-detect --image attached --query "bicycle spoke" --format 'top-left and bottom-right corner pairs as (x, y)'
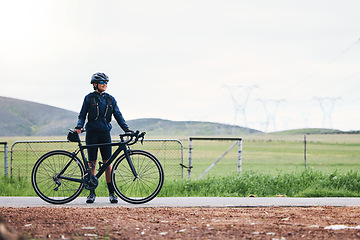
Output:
(112, 150), (164, 204)
(32, 151), (84, 204)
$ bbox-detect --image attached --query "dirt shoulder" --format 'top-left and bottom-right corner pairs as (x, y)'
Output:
(1, 206), (360, 239)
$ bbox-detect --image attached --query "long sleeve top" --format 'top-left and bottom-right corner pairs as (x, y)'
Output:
(76, 91), (129, 132)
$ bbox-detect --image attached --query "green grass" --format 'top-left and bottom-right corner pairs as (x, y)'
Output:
(0, 175), (36, 196)
(159, 168), (360, 197)
(2, 169), (360, 197)
(0, 175), (114, 197)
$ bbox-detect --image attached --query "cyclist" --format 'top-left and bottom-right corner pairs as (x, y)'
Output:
(75, 72), (132, 204)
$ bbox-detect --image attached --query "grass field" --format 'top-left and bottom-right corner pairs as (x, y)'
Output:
(183, 134), (360, 178)
(1, 133), (360, 197)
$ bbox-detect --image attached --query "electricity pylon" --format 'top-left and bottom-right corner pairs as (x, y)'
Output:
(257, 99), (285, 132)
(224, 85), (259, 129)
(314, 97), (341, 129)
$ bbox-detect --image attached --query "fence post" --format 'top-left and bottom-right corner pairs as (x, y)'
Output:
(4, 142), (8, 175)
(0, 142), (8, 175)
(188, 138), (193, 179)
(238, 139), (242, 173)
(304, 134), (307, 170)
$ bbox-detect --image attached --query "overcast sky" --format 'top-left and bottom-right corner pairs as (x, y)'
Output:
(1, 0), (359, 132)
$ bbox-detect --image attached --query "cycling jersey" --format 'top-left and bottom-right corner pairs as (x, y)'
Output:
(76, 91), (129, 132)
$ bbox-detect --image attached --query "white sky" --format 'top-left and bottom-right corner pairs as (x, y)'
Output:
(1, 0), (359, 132)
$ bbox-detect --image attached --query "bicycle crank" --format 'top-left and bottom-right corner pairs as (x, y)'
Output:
(83, 174), (99, 190)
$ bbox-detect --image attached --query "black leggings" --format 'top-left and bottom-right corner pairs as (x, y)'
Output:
(86, 131), (112, 161)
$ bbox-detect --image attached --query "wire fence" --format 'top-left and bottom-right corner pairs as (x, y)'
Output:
(181, 134), (360, 178)
(4, 134), (360, 181)
(188, 137), (242, 180)
(0, 142), (7, 175)
(9, 139), (183, 180)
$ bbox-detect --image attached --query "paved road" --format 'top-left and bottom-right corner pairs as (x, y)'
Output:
(1, 197), (360, 208)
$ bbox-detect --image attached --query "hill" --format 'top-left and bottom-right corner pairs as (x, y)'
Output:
(271, 128), (360, 135)
(0, 96), (260, 136)
(123, 118), (260, 136)
(0, 96), (78, 136)
(2, 96), (356, 137)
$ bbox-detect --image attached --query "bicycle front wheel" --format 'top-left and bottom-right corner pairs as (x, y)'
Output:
(112, 150), (164, 204)
(31, 150), (85, 204)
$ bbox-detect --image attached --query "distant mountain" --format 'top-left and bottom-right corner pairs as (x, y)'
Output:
(0, 96), (78, 136)
(271, 128), (360, 135)
(3, 96), (355, 137)
(0, 96), (260, 136)
(123, 118), (261, 136)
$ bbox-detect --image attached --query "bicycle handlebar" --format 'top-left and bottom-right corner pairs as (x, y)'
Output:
(120, 130), (146, 145)
(68, 129), (146, 146)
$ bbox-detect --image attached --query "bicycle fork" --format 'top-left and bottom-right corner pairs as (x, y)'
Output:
(124, 148), (139, 181)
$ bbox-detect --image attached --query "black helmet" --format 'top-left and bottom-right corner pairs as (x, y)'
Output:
(91, 72), (109, 84)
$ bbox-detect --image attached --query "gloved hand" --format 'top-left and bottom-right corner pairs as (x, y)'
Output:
(74, 127), (83, 134)
(125, 129), (134, 133)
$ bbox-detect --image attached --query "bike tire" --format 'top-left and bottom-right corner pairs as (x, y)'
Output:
(31, 150), (85, 204)
(111, 150), (164, 204)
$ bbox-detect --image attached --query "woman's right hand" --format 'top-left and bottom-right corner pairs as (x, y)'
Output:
(75, 128), (83, 134)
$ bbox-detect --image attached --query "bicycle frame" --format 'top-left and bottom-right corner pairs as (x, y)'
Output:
(79, 140), (139, 180)
(59, 139), (139, 185)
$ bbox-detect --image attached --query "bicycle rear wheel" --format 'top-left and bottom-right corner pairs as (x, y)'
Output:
(112, 150), (164, 204)
(31, 150), (85, 204)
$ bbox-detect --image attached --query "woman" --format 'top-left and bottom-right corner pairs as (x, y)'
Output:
(75, 72), (132, 204)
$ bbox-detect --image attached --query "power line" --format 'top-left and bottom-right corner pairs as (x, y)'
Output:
(302, 38), (360, 81)
(272, 38), (360, 100)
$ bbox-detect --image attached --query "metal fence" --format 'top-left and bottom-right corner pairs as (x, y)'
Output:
(185, 137), (243, 180)
(9, 139), (184, 180)
(188, 137), (242, 180)
(6, 134), (359, 180)
(0, 142), (8, 175)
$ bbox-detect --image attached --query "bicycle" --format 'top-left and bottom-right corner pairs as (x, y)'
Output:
(31, 130), (164, 204)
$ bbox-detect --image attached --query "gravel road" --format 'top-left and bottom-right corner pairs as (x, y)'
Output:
(2, 196), (360, 207)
